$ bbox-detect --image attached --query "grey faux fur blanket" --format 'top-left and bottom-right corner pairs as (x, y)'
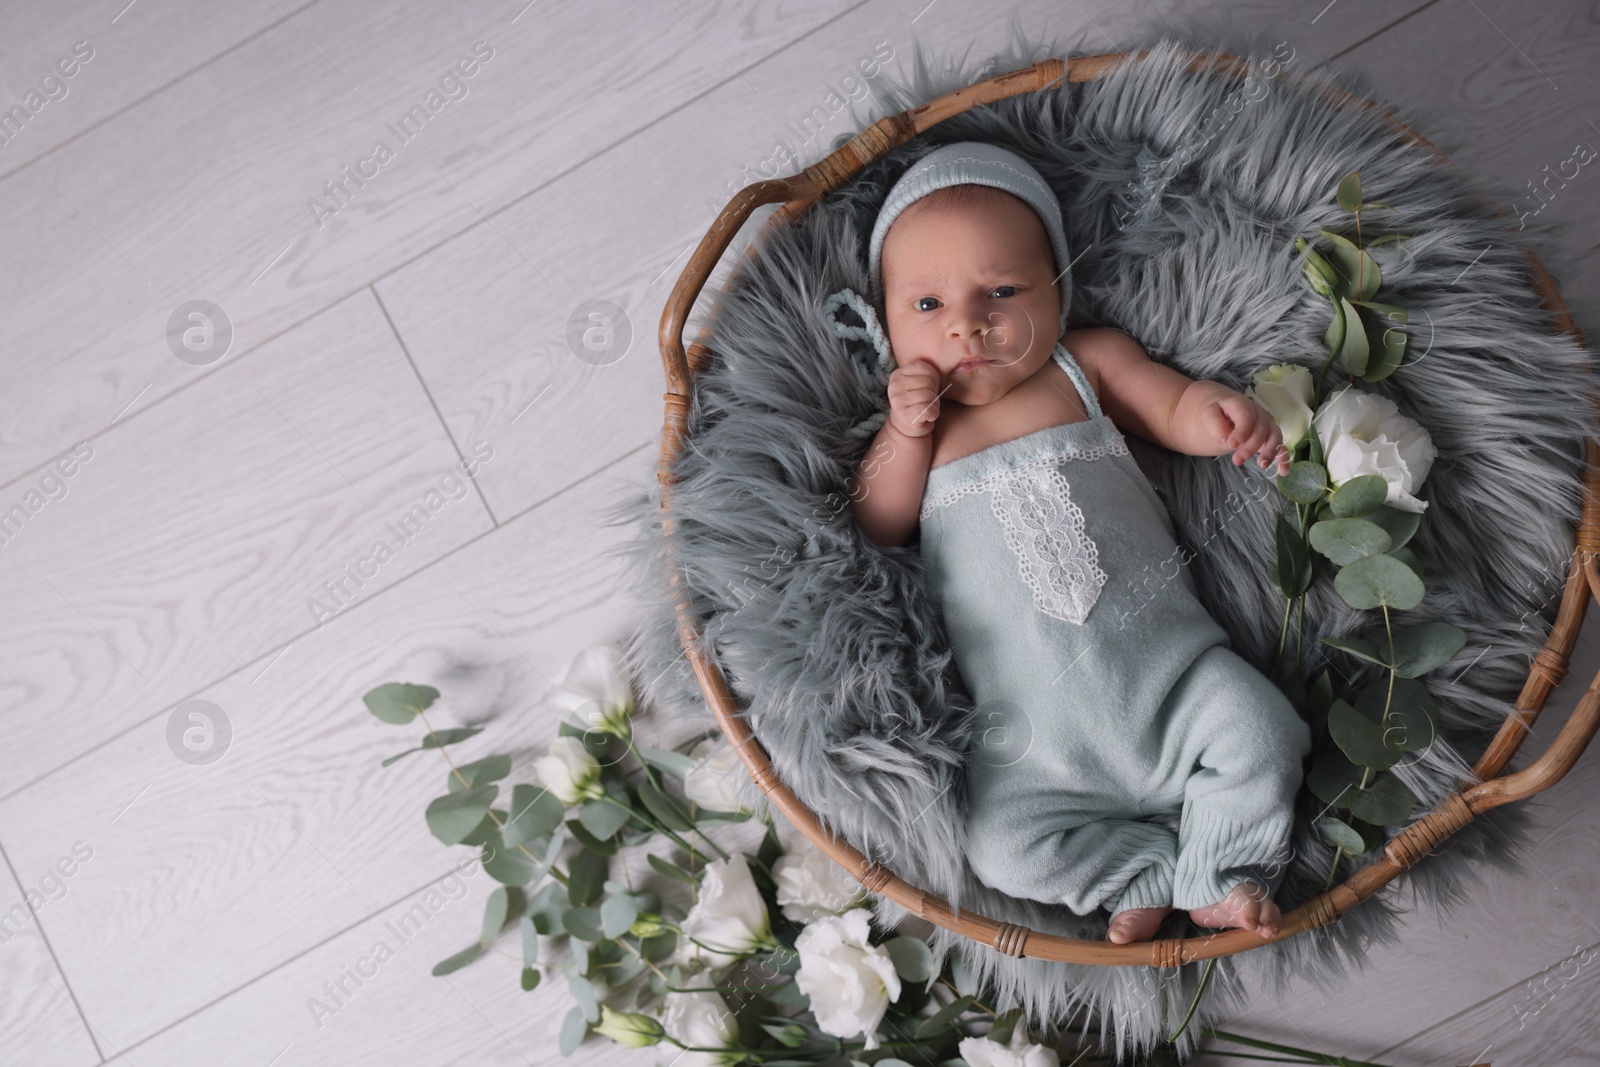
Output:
(602, 23), (1598, 1062)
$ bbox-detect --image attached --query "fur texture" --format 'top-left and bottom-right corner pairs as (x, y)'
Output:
(600, 22), (1599, 1061)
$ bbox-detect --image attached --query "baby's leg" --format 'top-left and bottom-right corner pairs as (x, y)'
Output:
(1166, 646), (1312, 919)
(965, 806), (1177, 919)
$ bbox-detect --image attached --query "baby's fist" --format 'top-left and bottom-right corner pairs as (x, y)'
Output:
(886, 360), (943, 439)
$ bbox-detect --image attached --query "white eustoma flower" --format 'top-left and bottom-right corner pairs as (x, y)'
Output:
(1313, 384), (1439, 513)
(682, 737), (747, 814)
(793, 908), (902, 1051)
(1246, 363), (1316, 450)
(679, 853), (775, 970)
(531, 736), (603, 805)
(653, 991), (739, 1067)
(543, 643), (634, 737)
(773, 836), (867, 923)
(958, 1023), (1062, 1067)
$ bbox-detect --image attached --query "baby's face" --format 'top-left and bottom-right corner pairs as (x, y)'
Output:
(881, 186), (1062, 408)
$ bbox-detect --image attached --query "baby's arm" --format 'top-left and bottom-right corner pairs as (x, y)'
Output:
(1089, 329), (1289, 474)
(849, 360), (942, 547)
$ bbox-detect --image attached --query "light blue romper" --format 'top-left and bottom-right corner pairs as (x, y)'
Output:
(919, 342), (1312, 915)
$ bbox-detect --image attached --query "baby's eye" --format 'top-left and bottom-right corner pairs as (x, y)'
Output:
(991, 285), (1018, 299)
(914, 296), (942, 312)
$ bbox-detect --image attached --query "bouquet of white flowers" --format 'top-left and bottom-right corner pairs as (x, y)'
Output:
(364, 632), (1401, 1067)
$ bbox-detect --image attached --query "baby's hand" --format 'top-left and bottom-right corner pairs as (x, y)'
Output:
(1205, 393), (1290, 475)
(886, 360), (944, 439)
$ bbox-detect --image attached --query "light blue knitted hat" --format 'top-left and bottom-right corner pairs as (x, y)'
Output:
(868, 140), (1074, 336)
(820, 141), (1073, 439)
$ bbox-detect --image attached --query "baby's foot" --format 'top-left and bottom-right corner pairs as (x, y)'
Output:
(1187, 882), (1280, 938)
(1106, 904), (1173, 944)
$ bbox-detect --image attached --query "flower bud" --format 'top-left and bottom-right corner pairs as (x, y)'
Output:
(596, 1007), (665, 1048)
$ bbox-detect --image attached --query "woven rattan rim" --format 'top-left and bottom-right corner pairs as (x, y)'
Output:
(655, 50), (1600, 965)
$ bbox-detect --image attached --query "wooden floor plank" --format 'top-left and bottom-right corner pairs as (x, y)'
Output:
(0, 288), (492, 790)
(0, 0), (858, 488)
(0, 847), (101, 1066)
(0, 0), (319, 176)
(0, 455), (660, 1050)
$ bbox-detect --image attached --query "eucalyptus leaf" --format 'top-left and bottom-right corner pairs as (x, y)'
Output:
(1316, 228), (1382, 301)
(381, 726), (485, 766)
(1353, 676), (1440, 755)
(1279, 460), (1328, 504)
(562, 999), (595, 1051)
(1388, 621), (1467, 678)
(1329, 474), (1388, 518)
(1308, 517), (1391, 566)
(425, 785), (497, 845)
(647, 852), (697, 884)
(1346, 771), (1417, 825)
(526, 879), (568, 936)
(431, 942), (486, 976)
(521, 915), (537, 966)
(481, 828), (543, 886)
(505, 783), (565, 848)
(637, 746), (698, 779)
(1328, 698), (1399, 770)
(1334, 552), (1425, 611)
(1332, 296), (1370, 375)
(363, 682), (439, 725)
(638, 780), (694, 832)
(641, 930), (679, 963)
(448, 753), (512, 793)
(563, 906), (605, 942)
(1322, 633), (1388, 668)
(600, 894), (641, 939)
(610, 950), (646, 985)
(987, 1008), (1024, 1047)
(1306, 749), (1366, 809)
(481, 886), (513, 942)
(1314, 814), (1368, 853)
(884, 935), (936, 984)
(1354, 301), (1409, 382)
(1362, 505), (1421, 551)
(459, 809), (506, 848)
(578, 799), (632, 840)
(1275, 508), (1313, 597)
(915, 993), (977, 1038)
(521, 966), (541, 992)
(567, 820), (620, 856)
(519, 826), (568, 894)
(568, 849), (609, 907)
(1390, 546), (1423, 579)
(1336, 172), (1362, 212)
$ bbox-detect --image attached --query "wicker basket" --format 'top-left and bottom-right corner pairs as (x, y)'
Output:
(654, 50), (1600, 967)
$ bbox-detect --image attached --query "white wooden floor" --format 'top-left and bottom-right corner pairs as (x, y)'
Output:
(0, 2), (1595, 1065)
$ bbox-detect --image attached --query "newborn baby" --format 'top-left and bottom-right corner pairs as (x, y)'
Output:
(843, 141), (1312, 945)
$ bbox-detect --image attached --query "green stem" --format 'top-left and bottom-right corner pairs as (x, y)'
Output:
(1203, 1026), (1396, 1067)
(1164, 957), (1217, 1043)
(1294, 593), (1306, 677)
(597, 792), (716, 866)
(1320, 843), (1346, 893)
(625, 735), (731, 861)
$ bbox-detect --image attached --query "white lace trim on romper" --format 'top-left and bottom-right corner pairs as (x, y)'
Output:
(920, 434), (1129, 624)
